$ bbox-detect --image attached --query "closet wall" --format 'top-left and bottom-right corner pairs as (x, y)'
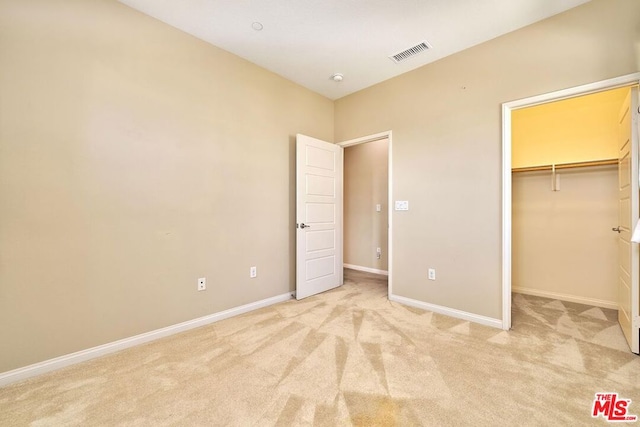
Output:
(512, 89), (628, 167)
(512, 87), (629, 308)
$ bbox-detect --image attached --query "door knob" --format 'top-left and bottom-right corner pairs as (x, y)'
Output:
(299, 223), (311, 229)
(612, 226), (621, 233)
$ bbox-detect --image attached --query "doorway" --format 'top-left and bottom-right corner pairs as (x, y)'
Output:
(511, 88), (627, 309)
(502, 73), (640, 333)
(339, 131), (393, 297)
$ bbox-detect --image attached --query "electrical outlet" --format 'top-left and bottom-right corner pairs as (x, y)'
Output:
(428, 269), (436, 281)
(250, 266), (257, 278)
(197, 277), (206, 291)
(376, 247), (381, 259)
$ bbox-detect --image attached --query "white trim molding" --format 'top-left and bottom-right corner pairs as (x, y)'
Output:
(502, 72), (640, 331)
(389, 294), (503, 329)
(513, 287), (617, 310)
(0, 292), (293, 387)
(344, 264), (389, 276)
(338, 130), (391, 148)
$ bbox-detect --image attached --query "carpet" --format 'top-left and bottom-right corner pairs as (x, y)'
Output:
(1, 269), (638, 426)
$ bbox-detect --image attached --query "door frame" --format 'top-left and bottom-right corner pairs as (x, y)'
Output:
(338, 131), (393, 298)
(501, 73), (640, 330)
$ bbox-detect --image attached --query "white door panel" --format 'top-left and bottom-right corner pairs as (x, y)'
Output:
(296, 134), (343, 300)
(307, 174), (335, 197)
(306, 203), (335, 223)
(306, 230), (335, 252)
(617, 86), (639, 354)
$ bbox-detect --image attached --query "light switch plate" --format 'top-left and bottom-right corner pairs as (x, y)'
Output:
(395, 201), (409, 211)
(376, 204), (381, 212)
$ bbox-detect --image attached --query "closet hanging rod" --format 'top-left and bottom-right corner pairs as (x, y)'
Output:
(512, 158), (618, 173)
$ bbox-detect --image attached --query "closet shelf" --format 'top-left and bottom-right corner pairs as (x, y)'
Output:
(512, 158), (618, 173)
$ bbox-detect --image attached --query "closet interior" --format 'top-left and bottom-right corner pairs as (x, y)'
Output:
(511, 87), (631, 309)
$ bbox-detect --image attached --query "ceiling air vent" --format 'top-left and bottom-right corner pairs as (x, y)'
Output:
(389, 41), (432, 64)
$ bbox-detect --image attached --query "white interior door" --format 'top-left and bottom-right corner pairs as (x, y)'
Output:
(617, 86), (639, 354)
(296, 134), (343, 299)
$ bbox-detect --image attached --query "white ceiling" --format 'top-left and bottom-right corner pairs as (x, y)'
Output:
(118, 0), (591, 100)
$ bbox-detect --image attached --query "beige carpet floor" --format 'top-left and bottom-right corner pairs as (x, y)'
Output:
(1, 269), (639, 426)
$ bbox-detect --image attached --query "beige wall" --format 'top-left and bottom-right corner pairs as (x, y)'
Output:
(512, 167), (618, 306)
(512, 88), (629, 168)
(344, 139), (389, 271)
(2, 0), (640, 375)
(335, 0), (640, 319)
(0, 0), (333, 373)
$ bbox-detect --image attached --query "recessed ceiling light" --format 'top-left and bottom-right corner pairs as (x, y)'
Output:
(330, 73), (344, 82)
(251, 22), (263, 31)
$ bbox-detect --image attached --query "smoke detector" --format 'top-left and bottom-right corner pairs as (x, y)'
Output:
(330, 73), (344, 82)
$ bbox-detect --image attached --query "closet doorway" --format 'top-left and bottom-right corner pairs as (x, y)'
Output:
(511, 88), (627, 310)
(502, 73), (640, 352)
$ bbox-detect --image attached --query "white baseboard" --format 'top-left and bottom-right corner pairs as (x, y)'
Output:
(389, 294), (503, 329)
(512, 286), (617, 310)
(0, 292), (293, 387)
(344, 263), (389, 276)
